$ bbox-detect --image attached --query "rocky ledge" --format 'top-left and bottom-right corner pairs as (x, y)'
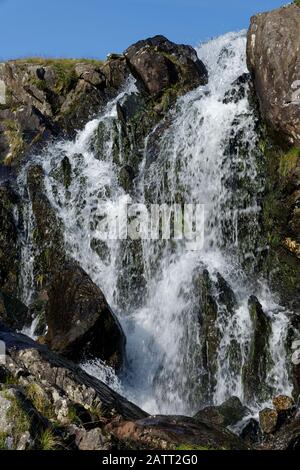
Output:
(0, 323), (248, 450)
(0, 35), (207, 168)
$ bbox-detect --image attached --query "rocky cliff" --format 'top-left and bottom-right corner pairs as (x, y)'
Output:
(247, 2), (300, 401)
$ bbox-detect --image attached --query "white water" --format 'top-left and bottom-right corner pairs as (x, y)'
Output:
(18, 31), (293, 415)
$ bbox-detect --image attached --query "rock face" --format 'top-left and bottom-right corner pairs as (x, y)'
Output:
(242, 296), (272, 403)
(44, 263), (125, 369)
(247, 4), (300, 145)
(124, 35), (208, 96)
(0, 57), (129, 165)
(0, 182), (20, 294)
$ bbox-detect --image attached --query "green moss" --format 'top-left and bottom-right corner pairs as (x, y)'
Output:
(30, 78), (48, 92)
(278, 147), (300, 177)
(4, 374), (19, 387)
(176, 444), (220, 450)
(67, 404), (81, 425)
(0, 432), (8, 450)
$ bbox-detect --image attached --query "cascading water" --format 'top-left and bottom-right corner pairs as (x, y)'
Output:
(18, 31), (293, 416)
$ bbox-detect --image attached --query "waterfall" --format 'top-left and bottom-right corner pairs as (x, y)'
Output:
(18, 31), (293, 416)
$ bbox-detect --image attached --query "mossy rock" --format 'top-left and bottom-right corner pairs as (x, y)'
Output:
(242, 296), (273, 403)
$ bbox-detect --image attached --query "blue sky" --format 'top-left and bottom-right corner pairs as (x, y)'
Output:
(0, 0), (287, 60)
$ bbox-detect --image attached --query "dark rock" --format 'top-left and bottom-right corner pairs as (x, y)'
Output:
(107, 414), (249, 450)
(0, 321), (146, 422)
(242, 296), (272, 403)
(0, 290), (29, 331)
(223, 73), (251, 105)
(194, 396), (250, 428)
(247, 4), (300, 145)
(259, 408), (278, 434)
(27, 164), (65, 287)
(124, 35), (208, 97)
(0, 183), (20, 293)
(44, 262), (125, 369)
(240, 418), (262, 446)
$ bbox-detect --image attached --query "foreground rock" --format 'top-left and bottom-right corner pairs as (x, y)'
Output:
(194, 396), (250, 428)
(44, 263), (125, 369)
(0, 322), (146, 450)
(0, 323), (250, 450)
(247, 3), (300, 145)
(107, 415), (248, 450)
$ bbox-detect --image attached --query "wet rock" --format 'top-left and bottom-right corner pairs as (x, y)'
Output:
(240, 418), (262, 446)
(44, 262), (125, 369)
(0, 290), (29, 331)
(107, 415), (249, 450)
(273, 395), (294, 412)
(259, 408), (278, 434)
(0, 322), (147, 422)
(194, 396), (250, 428)
(195, 269), (220, 400)
(124, 35), (208, 97)
(242, 296), (272, 403)
(27, 164), (66, 287)
(247, 4), (300, 145)
(223, 73), (252, 105)
(0, 183), (20, 294)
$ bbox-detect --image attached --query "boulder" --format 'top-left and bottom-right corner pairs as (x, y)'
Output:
(124, 35), (208, 97)
(273, 395), (294, 412)
(259, 408), (278, 434)
(106, 415), (249, 450)
(240, 418), (262, 446)
(44, 262), (125, 369)
(194, 396), (250, 428)
(247, 4), (300, 145)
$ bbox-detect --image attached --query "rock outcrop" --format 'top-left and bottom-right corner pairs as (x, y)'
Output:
(194, 396), (250, 428)
(124, 35), (207, 97)
(247, 4), (300, 145)
(0, 57), (129, 165)
(0, 323), (251, 450)
(44, 263), (125, 369)
(242, 296), (272, 403)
